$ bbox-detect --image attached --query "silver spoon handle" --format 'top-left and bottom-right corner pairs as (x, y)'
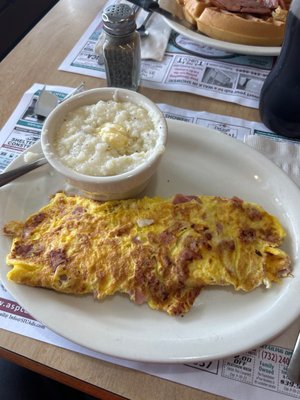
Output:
(287, 330), (300, 384)
(0, 158), (47, 187)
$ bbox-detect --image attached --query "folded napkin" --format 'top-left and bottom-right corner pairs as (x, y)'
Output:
(244, 135), (300, 188)
(94, 12), (171, 62)
(139, 13), (171, 61)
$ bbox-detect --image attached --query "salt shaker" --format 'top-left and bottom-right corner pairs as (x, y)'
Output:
(259, 0), (300, 138)
(102, 4), (141, 91)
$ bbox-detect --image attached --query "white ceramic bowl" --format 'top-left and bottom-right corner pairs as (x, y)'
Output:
(41, 88), (168, 200)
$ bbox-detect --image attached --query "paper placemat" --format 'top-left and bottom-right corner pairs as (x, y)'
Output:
(1, 84), (300, 400)
(59, 0), (276, 109)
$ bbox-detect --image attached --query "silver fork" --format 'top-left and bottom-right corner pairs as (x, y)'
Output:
(136, 11), (152, 37)
(131, 5), (152, 37)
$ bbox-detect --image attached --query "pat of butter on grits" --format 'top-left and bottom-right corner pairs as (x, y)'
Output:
(54, 100), (165, 177)
(96, 122), (129, 151)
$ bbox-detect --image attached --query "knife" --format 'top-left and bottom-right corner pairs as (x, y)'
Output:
(287, 330), (300, 384)
(127, 0), (197, 31)
(0, 158), (47, 187)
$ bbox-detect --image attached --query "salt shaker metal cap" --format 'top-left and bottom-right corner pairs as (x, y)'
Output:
(102, 4), (136, 36)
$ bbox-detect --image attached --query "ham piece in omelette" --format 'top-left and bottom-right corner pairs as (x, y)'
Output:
(4, 192), (292, 316)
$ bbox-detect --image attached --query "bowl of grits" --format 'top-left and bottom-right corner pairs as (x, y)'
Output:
(41, 87), (167, 200)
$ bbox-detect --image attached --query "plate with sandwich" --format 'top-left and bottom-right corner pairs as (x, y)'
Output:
(163, 0), (291, 56)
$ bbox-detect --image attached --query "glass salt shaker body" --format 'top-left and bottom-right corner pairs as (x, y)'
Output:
(259, 0), (300, 138)
(102, 4), (141, 91)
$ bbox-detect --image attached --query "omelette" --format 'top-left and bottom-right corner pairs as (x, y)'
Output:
(3, 192), (292, 315)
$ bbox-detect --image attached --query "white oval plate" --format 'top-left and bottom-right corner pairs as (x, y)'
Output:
(0, 120), (299, 363)
(164, 18), (281, 56)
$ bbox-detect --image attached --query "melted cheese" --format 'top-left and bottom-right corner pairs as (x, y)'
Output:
(4, 193), (292, 315)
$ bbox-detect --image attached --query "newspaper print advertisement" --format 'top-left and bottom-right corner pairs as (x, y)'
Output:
(1, 84), (300, 400)
(58, 0), (275, 109)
